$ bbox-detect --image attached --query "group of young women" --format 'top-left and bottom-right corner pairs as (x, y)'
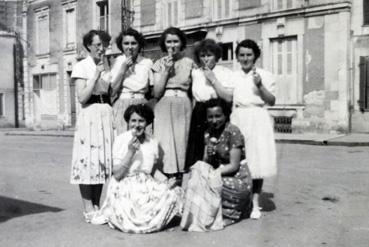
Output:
(70, 26), (277, 233)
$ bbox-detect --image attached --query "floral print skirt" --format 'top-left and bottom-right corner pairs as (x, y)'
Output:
(99, 173), (183, 233)
(70, 103), (113, 184)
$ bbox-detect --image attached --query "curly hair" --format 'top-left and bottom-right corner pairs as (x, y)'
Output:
(204, 98), (231, 121)
(124, 104), (155, 125)
(193, 39), (222, 66)
(82, 30), (100, 52)
(158, 27), (187, 52)
(115, 28), (145, 53)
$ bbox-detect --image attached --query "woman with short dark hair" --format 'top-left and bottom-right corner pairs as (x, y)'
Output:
(70, 30), (114, 223)
(210, 39), (277, 219)
(151, 27), (196, 185)
(110, 28), (153, 135)
(90, 104), (183, 233)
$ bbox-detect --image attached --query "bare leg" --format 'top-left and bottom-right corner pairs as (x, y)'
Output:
(250, 179), (263, 219)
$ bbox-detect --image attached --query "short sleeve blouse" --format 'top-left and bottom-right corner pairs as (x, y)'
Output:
(232, 67), (276, 107)
(110, 55), (153, 94)
(204, 123), (245, 166)
(152, 56), (195, 91)
(191, 65), (234, 102)
(71, 55), (110, 94)
(112, 130), (159, 175)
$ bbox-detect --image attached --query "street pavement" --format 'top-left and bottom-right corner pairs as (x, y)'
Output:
(0, 132), (369, 247)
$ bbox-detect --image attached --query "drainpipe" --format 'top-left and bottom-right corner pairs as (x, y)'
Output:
(13, 40), (19, 128)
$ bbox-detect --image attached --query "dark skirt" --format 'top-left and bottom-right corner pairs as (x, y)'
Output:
(185, 102), (207, 171)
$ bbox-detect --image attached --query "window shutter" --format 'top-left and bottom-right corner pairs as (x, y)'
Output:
(185, 0), (203, 19)
(239, 0), (260, 10)
(359, 57), (368, 110)
(364, 0), (369, 25)
(141, 0), (155, 26)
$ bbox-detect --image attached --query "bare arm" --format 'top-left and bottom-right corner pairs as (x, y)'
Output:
(217, 147), (242, 176)
(203, 67), (233, 102)
(153, 56), (173, 99)
(76, 63), (104, 104)
(113, 136), (140, 181)
(253, 68), (276, 106)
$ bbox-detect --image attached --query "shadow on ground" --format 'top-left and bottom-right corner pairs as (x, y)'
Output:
(260, 192), (276, 212)
(0, 196), (63, 223)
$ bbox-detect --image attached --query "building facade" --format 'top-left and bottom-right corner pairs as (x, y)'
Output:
(23, 0), (129, 129)
(22, 0), (369, 133)
(0, 0), (24, 128)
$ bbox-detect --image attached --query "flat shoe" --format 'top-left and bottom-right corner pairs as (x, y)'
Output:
(250, 207), (262, 220)
(90, 211), (108, 225)
(83, 211), (96, 223)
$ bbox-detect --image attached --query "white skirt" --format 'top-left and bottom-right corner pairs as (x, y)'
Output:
(231, 106), (277, 179)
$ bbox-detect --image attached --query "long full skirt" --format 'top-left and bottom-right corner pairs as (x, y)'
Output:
(70, 103), (113, 184)
(154, 96), (192, 174)
(98, 173), (183, 233)
(231, 106), (277, 178)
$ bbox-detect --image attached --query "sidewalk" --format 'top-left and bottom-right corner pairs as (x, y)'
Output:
(2, 128), (369, 146)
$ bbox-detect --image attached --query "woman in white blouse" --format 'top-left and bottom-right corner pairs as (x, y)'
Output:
(110, 28), (153, 136)
(70, 30), (114, 222)
(90, 104), (183, 233)
(210, 39), (277, 220)
(185, 39), (233, 170)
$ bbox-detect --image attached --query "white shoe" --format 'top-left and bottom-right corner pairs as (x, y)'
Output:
(90, 211), (108, 225)
(250, 207), (262, 220)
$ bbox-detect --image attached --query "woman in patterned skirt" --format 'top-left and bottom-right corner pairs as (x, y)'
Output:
(90, 104), (183, 233)
(152, 27), (196, 184)
(181, 98), (252, 230)
(110, 28), (153, 136)
(70, 30), (114, 222)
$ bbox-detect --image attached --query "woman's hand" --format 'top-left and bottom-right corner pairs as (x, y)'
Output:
(163, 55), (174, 72)
(203, 66), (217, 84)
(128, 136), (140, 153)
(94, 62), (104, 80)
(252, 66), (262, 88)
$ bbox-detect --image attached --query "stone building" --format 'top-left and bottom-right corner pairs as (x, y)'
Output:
(22, 0), (130, 129)
(0, 0), (24, 128)
(22, 0), (369, 133)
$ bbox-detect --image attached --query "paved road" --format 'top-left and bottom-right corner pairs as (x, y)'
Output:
(0, 133), (368, 247)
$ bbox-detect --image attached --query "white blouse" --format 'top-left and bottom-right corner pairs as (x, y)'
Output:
(110, 55), (153, 94)
(112, 130), (159, 175)
(232, 67), (276, 107)
(71, 56), (111, 94)
(191, 65), (234, 102)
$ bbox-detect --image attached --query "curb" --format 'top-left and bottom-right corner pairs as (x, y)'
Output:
(4, 132), (74, 137)
(276, 139), (369, 146)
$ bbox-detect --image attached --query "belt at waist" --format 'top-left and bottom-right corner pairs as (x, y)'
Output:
(86, 94), (111, 105)
(119, 92), (145, 99)
(164, 89), (188, 97)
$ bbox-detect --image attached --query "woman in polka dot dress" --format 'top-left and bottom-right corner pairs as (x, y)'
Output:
(203, 98), (252, 225)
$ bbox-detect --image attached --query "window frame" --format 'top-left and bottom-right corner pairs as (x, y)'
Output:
(271, 0), (296, 11)
(96, 0), (109, 31)
(35, 6), (50, 55)
(213, 0), (232, 21)
(0, 93), (4, 117)
(364, 0), (369, 26)
(62, 1), (77, 50)
(164, 0), (180, 27)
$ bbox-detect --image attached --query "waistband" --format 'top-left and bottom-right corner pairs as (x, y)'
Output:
(86, 94), (111, 105)
(119, 92), (145, 99)
(164, 89), (188, 97)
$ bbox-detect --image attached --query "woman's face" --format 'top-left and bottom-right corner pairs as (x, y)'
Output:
(237, 46), (256, 73)
(207, 106), (227, 131)
(88, 35), (104, 60)
(122, 35), (140, 58)
(128, 112), (147, 137)
(165, 34), (182, 55)
(199, 50), (217, 69)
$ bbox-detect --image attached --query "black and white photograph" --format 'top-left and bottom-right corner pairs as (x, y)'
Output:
(0, 0), (368, 246)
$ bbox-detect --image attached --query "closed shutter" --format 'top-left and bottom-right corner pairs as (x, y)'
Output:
(364, 0), (369, 25)
(239, 0), (260, 9)
(141, 0), (155, 26)
(359, 56), (369, 111)
(185, 0), (203, 19)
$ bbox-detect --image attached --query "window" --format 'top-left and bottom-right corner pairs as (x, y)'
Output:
(97, 0), (109, 31)
(359, 56), (369, 111)
(33, 74), (57, 92)
(63, 4), (76, 49)
(272, 0), (295, 11)
(165, 0), (179, 27)
(364, 0), (369, 25)
(271, 37), (298, 104)
(35, 7), (50, 55)
(219, 42), (233, 62)
(213, 0), (232, 20)
(0, 93), (4, 117)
